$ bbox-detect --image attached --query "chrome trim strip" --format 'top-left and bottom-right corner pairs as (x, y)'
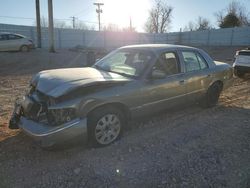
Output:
(131, 88), (205, 110)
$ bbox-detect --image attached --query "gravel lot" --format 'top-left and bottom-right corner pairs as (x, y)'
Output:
(0, 47), (249, 188)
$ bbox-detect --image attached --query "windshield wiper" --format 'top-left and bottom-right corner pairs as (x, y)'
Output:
(93, 64), (106, 71)
(108, 70), (135, 78)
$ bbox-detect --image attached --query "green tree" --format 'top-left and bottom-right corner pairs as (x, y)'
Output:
(216, 1), (250, 28)
(219, 13), (241, 28)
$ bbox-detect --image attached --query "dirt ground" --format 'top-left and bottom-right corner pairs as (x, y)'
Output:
(0, 47), (249, 187)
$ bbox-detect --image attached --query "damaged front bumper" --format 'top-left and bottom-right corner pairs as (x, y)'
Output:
(18, 117), (88, 148)
(9, 99), (88, 148)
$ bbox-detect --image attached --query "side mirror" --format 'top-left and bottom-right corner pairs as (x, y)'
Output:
(151, 69), (166, 79)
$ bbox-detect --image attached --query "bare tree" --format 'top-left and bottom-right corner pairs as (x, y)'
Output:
(196, 17), (212, 30)
(54, 20), (68, 29)
(122, 27), (136, 32)
(103, 23), (120, 31)
(74, 21), (89, 30)
(144, 0), (173, 33)
(216, 1), (250, 28)
(37, 16), (93, 30)
(102, 23), (137, 32)
(183, 21), (195, 31)
(40, 16), (48, 28)
(38, 16), (69, 28)
(184, 17), (212, 31)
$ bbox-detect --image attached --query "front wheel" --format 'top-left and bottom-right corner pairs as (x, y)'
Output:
(88, 106), (124, 147)
(203, 83), (222, 108)
(20, 45), (29, 52)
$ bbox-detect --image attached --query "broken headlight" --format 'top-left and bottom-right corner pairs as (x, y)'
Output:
(48, 108), (77, 126)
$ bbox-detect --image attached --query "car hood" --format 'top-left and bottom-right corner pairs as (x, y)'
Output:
(31, 67), (132, 98)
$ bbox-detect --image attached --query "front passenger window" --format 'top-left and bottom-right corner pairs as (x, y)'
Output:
(0, 34), (8, 41)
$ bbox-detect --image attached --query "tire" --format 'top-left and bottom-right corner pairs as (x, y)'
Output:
(20, 45), (29, 52)
(203, 82), (222, 108)
(234, 69), (245, 78)
(88, 106), (124, 147)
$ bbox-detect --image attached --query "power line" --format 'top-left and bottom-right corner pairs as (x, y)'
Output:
(0, 16), (35, 20)
(77, 11), (93, 19)
(72, 8), (93, 17)
(0, 15), (100, 24)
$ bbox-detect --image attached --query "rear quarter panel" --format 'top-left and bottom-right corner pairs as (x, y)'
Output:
(210, 61), (233, 90)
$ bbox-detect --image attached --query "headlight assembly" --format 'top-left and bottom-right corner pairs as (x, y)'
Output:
(48, 108), (77, 126)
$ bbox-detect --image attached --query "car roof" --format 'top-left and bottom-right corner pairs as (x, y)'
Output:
(119, 44), (198, 52)
(0, 32), (26, 37)
(119, 44), (215, 66)
(0, 32), (14, 34)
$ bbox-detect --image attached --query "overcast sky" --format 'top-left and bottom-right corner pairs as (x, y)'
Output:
(0, 0), (250, 32)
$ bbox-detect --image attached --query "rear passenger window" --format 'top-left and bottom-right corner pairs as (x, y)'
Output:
(197, 54), (208, 69)
(238, 51), (250, 56)
(8, 34), (22, 40)
(182, 51), (208, 72)
(154, 52), (180, 76)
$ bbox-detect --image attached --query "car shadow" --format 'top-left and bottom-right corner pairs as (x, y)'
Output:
(1, 103), (249, 154)
(1, 104), (249, 188)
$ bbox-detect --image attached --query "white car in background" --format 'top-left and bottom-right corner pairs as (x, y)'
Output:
(0, 32), (35, 52)
(233, 48), (250, 78)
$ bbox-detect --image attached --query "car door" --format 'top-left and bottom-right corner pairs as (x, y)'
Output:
(178, 50), (212, 103)
(0, 34), (10, 51)
(7, 34), (22, 51)
(135, 51), (187, 115)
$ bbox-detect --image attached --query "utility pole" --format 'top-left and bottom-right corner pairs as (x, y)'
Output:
(48, 0), (55, 52)
(35, 0), (41, 48)
(93, 2), (104, 31)
(129, 16), (132, 32)
(70, 16), (77, 29)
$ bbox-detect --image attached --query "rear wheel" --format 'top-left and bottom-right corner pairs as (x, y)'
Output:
(88, 106), (124, 147)
(203, 82), (222, 108)
(20, 45), (29, 52)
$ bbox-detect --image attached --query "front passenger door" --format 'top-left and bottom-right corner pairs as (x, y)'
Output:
(140, 51), (187, 113)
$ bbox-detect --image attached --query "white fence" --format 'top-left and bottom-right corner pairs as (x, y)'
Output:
(0, 23), (250, 49)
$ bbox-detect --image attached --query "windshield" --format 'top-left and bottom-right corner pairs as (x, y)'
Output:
(238, 51), (250, 56)
(94, 49), (153, 78)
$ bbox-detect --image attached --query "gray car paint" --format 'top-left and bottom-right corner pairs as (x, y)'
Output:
(11, 44), (234, 147)
(31, 67), (132, 98)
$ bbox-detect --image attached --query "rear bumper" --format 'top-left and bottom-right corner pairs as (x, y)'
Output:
(233, 65), (250, 73)
(18, 117), (88, 148)
(28, 43), (35, 49)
